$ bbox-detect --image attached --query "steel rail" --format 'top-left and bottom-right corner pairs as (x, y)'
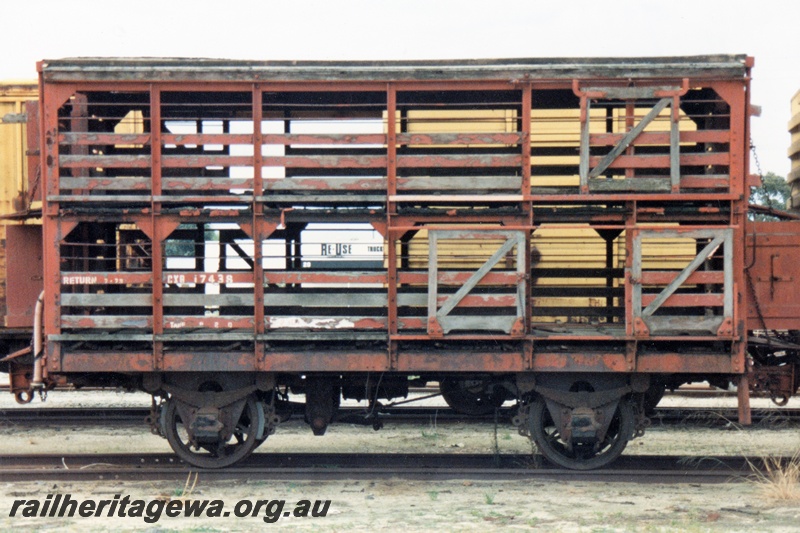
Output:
(2, 406), (799, 425)
(0, 452), (764, 483)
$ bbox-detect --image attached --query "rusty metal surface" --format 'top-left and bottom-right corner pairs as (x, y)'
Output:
(746, 221), (800, 329)
(27, 56), (758, 378)
(5, 225), (42, 327)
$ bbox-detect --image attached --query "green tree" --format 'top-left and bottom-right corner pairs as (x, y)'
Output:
(749, 172), (791, 220)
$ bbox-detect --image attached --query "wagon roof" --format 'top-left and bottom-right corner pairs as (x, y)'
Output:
(39, 55), (750, 83)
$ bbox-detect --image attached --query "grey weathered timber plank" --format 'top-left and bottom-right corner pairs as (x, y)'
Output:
(257, 194), (386, 203)
(637, 229), (731, 240)
(579, 97), (590, 190)
(670, 108), (681, 190)
(155, 195), (251, 203)
(61, 293), (152, 306)
(582, 86), (685, 99)
(265, 316), (388, 328)
(48, 195), (154, 203)
(641, 235), (724, 317)
(60, 132), (151, 145)
(163, 294), (254, 306)
(50, 334), (154, 342)
(59, 154), (152, 168)
(60, 315), (152, 328)
(257, 332), (388, 341)
(60, 177), (152, 190)
(41, 56), (749, 83)
(156, 333), (254, 341)
(588, 178), (671, 192)
(398, 176), (522, 190)
(643, 315), (725, 335)
(389, 194), (524, 202)
(162, 177), (255, 190)
(398, 292), (518, 307)
(589, 98), (671, 179)
(396, 133), (523, 145)
(439, 315), (518, 334)
(264, 293), (387, 307)
(161, 155), (253, 167)
(264, 177), (386, 191)
(397, 154), (522, 168)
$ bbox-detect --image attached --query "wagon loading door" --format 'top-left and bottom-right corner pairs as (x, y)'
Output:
(631, 228), (733, 337)
(746, 221), (800, 330)
(426, 229), (527, 337)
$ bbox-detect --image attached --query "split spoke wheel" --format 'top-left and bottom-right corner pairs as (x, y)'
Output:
(163, 395), (264, 469)
(529, 397), (634, 470)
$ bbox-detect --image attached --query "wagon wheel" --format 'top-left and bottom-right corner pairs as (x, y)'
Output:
(440, 378), (507, 416)
(162, 395), (264, 469)
(529, 397), (634, 470)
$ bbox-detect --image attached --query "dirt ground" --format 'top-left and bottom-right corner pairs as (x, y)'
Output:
(2, 389), (800, 532)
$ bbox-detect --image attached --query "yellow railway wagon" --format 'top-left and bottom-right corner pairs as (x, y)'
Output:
(0, 82), (38, 325)
(789, 89), (800, 208)
(402, 108), (697, 324)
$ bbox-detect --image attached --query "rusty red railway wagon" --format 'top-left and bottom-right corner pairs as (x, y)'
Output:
(4, 55), (800, 469)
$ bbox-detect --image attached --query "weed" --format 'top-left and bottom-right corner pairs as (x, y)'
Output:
(676, 455), (729, 470)
(171, 472), (199, 500)
(749, 453), (800, 501)
(422, 413), (440, 440)
(421, 429), (441, 440)
(427, 490), (439, 501)
(483, 492), (495, 505)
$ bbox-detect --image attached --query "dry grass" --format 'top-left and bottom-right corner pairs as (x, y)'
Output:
(750, 454), (800, 501)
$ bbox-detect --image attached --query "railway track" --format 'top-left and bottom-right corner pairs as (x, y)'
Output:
(2, 405), (799, 426)
(0, 452), (765, 483)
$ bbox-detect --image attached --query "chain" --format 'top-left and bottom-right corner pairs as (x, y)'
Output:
(746, 139), (771, 347)
(750, 139), (764, 178)
(750, 140), (765, 204)
(745, 269), (769, 339)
